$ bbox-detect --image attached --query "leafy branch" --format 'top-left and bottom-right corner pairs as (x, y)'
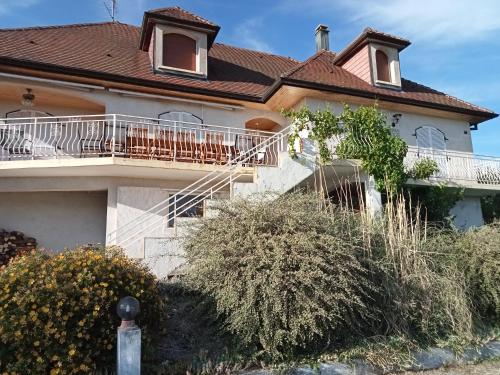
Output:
(283, 105), (438, 194)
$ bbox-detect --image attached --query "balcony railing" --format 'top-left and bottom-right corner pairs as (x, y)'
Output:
(0, 114), (283, 166)
(406, 146), (500, 186)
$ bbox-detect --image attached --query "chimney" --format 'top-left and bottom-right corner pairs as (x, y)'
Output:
(315, 24), (330, 52)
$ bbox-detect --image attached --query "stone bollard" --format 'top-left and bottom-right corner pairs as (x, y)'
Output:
(117, 296), (141, 375)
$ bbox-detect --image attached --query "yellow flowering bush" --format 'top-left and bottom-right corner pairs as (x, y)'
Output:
(0, 247), (165, 374)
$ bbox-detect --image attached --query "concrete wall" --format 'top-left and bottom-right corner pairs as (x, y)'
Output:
(0, 191), (107, 251)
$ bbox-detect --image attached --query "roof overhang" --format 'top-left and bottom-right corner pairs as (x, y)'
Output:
(265, 79), (498, 124)
(0, 57), (496, 124)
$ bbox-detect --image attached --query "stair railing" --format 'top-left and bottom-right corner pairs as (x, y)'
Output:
(109, 126), (291, 249)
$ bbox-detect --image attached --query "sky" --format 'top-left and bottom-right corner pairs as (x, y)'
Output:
(1, 0), (499, 155)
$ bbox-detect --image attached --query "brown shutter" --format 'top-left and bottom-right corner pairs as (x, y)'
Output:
(162, 33), (196, 71)
(375, 50), (391, 82)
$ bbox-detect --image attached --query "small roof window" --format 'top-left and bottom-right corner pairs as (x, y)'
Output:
(375, 50), (391, 83)
(163, 33), (196, 72)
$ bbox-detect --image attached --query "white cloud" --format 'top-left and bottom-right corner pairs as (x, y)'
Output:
(0, 0), (39, 15)
(335, 0), (500, 45)
(234, 17), (275, 53)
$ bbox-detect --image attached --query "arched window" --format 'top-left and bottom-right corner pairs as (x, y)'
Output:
(415, 126), (446, 150)
(162, 33), (196, 71)
(375, 50), (391, 82)
(158, 111), (202, 125)
(5, 109), (53, 118)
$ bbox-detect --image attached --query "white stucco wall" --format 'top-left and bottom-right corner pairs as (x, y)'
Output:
(450, 196), (484, 230)
(0, 77), (286, 132)
(297, 97), (473, 153)
(0, 191), (107, 251)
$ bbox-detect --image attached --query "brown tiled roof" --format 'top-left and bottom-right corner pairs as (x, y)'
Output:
(0, 22), (298, 100)
(282, 50), (496, 118)
(0, 21), (495, 120)
(146, 6), (218, 27)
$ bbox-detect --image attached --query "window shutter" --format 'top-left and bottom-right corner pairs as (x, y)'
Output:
(416, 126), (446, 150)
(181, 112), (202, 125)
(163, 33), (196, 71)
(375, 50), (391, 82)
(416, 127), (432, 149)
(429, 127), (446, 150)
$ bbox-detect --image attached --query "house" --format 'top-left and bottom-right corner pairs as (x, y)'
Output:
(0, 6), (498, 277)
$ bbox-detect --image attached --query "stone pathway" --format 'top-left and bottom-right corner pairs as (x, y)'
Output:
(400, 359), (499, 375)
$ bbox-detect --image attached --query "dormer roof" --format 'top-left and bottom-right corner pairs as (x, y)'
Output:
(139, 6), (220, 51)
(334, 27), (411, 65)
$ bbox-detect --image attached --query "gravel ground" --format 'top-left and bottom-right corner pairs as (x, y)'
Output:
(399, 359), (500, 375)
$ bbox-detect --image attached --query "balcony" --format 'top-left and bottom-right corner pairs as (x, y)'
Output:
(406, 146), (500, 188)
(0, 114), (281, 167)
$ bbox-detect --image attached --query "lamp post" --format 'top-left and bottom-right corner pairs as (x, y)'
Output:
(117, 296), (141, 375)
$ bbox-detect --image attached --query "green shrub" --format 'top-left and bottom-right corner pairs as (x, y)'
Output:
(403, 184), (463, 225)
(407, 158), (439, 180)
(0, 247), (165, 374)
(451, 224), (500, 322)
(481, 194), (500, 224)
(184, 193), (376, 361)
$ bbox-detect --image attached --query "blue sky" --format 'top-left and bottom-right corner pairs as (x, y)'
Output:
(1, 0), (499, 155)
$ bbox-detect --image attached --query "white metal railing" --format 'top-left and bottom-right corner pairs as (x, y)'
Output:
(0, 114), (280, 166)
(406, 146), (500, 185)
(108, 126), (291, 249)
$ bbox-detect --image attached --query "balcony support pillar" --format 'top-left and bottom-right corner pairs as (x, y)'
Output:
(364, 174), (383, 217)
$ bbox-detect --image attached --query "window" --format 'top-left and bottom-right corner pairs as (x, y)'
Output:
(162, 33), (196, 71)
(167, 194), (204, 227)
(375, 50), (391, 82)
(415, 126), (446, 150)
(158, 111), (202, 125)
(158, 111), (203, 134)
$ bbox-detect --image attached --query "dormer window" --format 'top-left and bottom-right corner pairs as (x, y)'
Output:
(139, 7), (220, 79)
(153, 25), (209, 77)
(163, 33), (196, 71)
(375, 50), (390, 83)
(370, 45), (402, 89)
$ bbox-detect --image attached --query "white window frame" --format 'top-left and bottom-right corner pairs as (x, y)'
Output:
(154, 24), (208, 77)
(369, 44), (402, 89)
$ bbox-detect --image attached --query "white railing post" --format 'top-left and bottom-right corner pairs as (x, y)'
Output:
(111, 114), (117, 157)
(32, 117), (37, 160)
(173, 121), (177, 163)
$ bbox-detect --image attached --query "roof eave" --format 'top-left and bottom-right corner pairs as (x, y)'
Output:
(0, 57), (263, 104)
(270, 77), (497, 123)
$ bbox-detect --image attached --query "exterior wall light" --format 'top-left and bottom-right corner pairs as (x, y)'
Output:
(391, 113), (402, 127)
(21, 88), (35, 107)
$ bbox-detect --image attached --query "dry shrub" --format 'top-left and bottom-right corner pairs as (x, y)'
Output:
(374, 196), (473, 341)
(0, 247), (164, 374)
(184, 193), (376, 361)
(428, 223), (500, 323)
(458, 223), (500, 321)
(182, 189), (499, 368)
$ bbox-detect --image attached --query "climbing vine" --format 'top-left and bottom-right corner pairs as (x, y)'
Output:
(283, 104), (438, 194)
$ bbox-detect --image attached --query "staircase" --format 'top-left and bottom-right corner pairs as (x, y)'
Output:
(106, 126), (318, 278)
